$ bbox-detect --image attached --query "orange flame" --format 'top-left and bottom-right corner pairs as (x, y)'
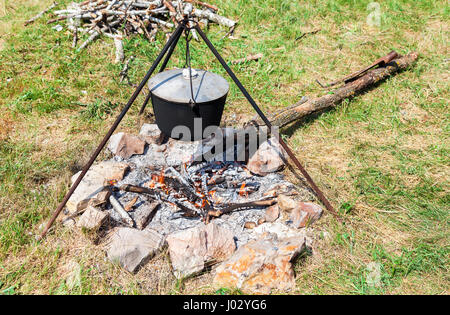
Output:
(158, 170), (165, 185)
(239, 182), (247, 197)
(107, 179), (117, 186)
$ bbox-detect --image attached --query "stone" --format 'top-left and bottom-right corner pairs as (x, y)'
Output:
(290, 202), (323, 228)
(108, 132), (146, 159)
(107, 132), (124, 155)
(133, 201), (160, 230)
(116, 134), (146, 159)
(247, 137), (287, 176)
(76, 206), (109, 230)
(166, 222), (236, 278)
(263, 183), (297, 198)
(139, 123), (162, 144)
(244, 222), (257, 229)
(91, 189), (112, 206)
(67, 161), (129, 213)
(62, 217), (76, 228)
(277, 194), (297, 213)
(204, 222), (236, 263)
(264, 204), (280, 222)
(213, 234), (307, 294)
(142, 143), (168, 167)
(253, 222), (309, 240)
(166, 226), (207, 278)
(164, 139), (200, 166)
(106, 227), (165, 273)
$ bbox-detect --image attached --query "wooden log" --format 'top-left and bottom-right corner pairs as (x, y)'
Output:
(248, 52), (419, 129)
(208, 198), (276, 217)
(114, 36), (124, 63)
(109, 194), (135, 227)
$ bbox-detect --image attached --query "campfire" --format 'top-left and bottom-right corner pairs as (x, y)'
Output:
(36, 6), (335, 292)
(99, 125), (305, 246)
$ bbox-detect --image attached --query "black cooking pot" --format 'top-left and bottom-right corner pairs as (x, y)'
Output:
(148, 68), (229, 141)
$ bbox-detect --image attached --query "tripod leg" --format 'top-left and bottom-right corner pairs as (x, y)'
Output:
(138, 25), (185, 116)
(139, 91), (152, 116)
(194, 25), (341, 220)
(39, 22), (187, 240)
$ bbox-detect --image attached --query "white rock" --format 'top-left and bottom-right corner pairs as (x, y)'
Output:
(67, 161), (129, 213)
(76, 206), (109, 230)
(107, 132), (125, 155)
(247, 136), (287, 175)
(107, 133), (146, 159)
(106, 227), (165, 273)
(139, 124), (162, 144)
(277, 194), (297, 213)
(290, 202), (324, 228)
(252, 222), (307, 239)
(166, 222), (236, 278)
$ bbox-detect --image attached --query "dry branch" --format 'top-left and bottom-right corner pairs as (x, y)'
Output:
(231, 53), (263, 65)
(193, 8), (235, 28)
(24, 2), (58, 26)
(185, 0), (218, 12)
(249, 52), (419, 128)
(43, 0), (236, 53)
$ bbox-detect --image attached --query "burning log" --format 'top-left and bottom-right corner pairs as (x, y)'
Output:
(207, 198), (277, 218)
(248, 52), (419, 129)
(119, 184), (160, 198)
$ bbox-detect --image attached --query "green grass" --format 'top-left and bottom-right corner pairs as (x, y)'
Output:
(0, 0), (448, 294)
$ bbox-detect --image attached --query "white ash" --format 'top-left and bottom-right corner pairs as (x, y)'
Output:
(103, 141), (306, 247)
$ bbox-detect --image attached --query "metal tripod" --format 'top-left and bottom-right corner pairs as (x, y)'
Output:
(40, 17), (340, 240)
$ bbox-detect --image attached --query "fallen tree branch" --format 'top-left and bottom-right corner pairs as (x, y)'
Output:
(119, 55), (135, 84)
(24, 2), (58, 26)
(231, 53), (263, 65)
(248, 52), (419, 128)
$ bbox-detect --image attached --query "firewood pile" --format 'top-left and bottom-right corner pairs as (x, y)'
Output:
(27, 1), (236, 59)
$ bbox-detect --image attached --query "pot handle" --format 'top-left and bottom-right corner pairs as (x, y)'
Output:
(189, 100), (201, 118)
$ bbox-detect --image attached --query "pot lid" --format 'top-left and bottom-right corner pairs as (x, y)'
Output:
(148, 69), (229, 103)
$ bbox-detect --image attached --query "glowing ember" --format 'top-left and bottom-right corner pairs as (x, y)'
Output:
(239, 182), (248, 197)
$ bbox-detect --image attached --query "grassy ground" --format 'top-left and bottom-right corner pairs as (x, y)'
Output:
(0, 0), (448, 295)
